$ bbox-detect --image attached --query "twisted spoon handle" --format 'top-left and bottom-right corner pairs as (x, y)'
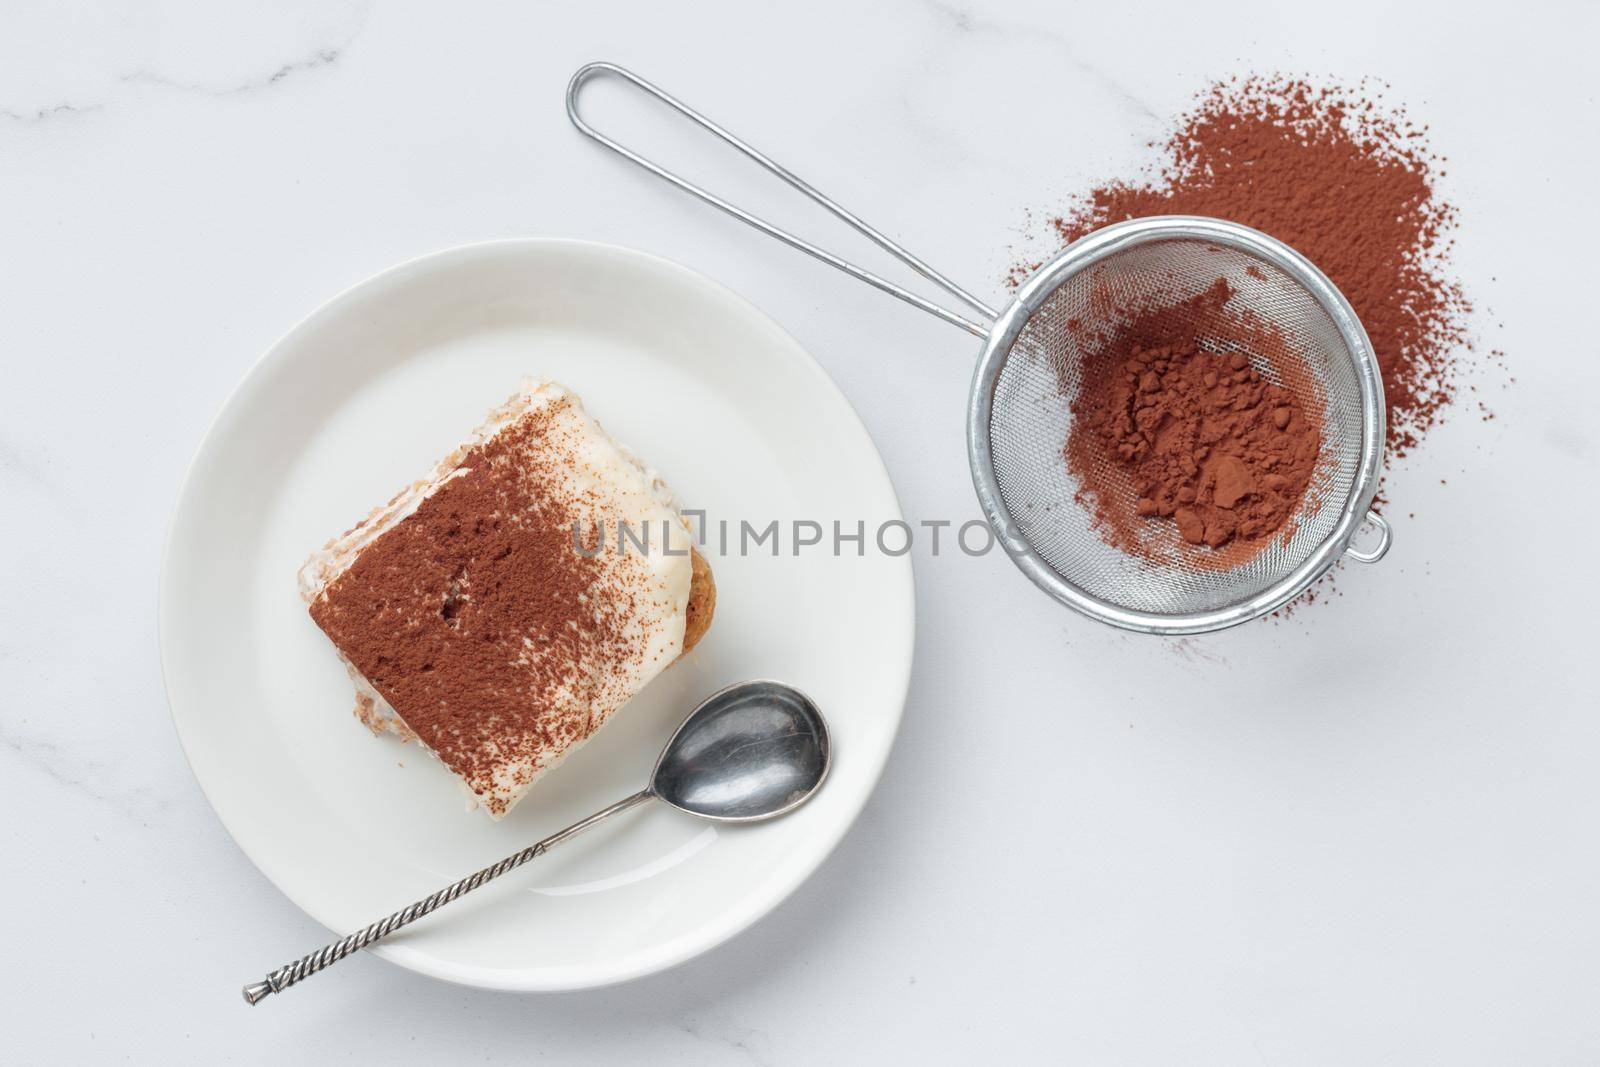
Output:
(242, 790), (653, 1005)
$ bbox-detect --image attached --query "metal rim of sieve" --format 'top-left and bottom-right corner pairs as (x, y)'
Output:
(967, 216), (1388, 635)
(567, 63), (1393, 635)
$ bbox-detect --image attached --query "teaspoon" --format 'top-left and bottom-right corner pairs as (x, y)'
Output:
(242, 679), (830, 1004)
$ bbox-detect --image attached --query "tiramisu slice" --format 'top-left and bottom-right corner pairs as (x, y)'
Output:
(300, 379), (715, 819)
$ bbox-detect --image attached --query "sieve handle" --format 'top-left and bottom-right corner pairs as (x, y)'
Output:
(566, 62), (998, 338)
(1344, 510), (1393, 564)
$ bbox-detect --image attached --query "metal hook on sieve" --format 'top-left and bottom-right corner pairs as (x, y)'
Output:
(566, 61), (997, 337)
(1343, 511), (1393, 564)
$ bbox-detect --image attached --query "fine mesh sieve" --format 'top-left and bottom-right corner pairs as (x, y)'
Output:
(569, 63), (1391, 634)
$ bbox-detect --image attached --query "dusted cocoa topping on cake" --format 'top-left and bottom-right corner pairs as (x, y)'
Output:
(303, 380), (708, 818)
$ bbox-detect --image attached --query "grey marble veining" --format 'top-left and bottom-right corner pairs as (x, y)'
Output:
(118, 45), (347, 97)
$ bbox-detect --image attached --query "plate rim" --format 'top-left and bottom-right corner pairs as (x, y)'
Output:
(157, 236), (916, 992)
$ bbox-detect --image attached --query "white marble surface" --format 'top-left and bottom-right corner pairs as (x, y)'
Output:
(4, 1), (1598, 1062)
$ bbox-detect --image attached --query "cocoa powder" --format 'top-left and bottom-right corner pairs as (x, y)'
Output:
(1037, 76), (1474, 458)
(1068, 279), (1324, 559)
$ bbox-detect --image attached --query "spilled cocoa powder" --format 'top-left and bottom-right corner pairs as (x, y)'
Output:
(1069, 278), (1324, 561)
(1026, 75), (1479, 459)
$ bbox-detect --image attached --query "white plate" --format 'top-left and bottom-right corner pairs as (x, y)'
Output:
(159, 239), (914, 991)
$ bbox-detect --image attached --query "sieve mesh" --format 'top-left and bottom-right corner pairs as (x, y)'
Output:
(987, 235), (1368, 619)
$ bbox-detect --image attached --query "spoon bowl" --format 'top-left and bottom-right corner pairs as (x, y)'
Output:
(651, 680), (831, 822)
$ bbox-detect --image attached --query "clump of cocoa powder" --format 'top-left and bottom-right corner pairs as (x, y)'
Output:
(1068, 279), (1324, 560)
